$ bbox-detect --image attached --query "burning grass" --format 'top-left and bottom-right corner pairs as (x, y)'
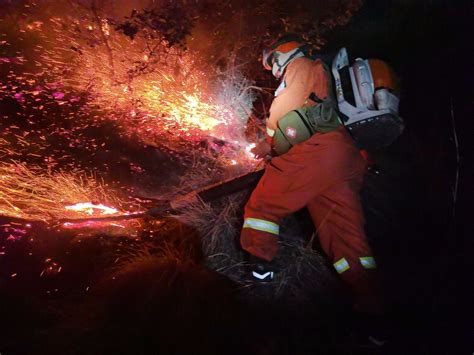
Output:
(0, 6), (259, 155)
(0, 161), (128, 222)
(1, 3), (263, 230)
(1, 11), (261, 196)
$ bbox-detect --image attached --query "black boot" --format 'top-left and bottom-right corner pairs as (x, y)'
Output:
(246, 255), (276, 282)
(351, 311), (390, 347)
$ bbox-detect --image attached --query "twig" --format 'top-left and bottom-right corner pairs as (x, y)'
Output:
(449, 97), (460, 219)
(90, 0), (116, 81)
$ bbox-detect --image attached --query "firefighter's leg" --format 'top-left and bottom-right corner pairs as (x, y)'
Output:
(241, 127), (363, 262)
(307, 183), (385, 314)
(240, 159), (309, 261)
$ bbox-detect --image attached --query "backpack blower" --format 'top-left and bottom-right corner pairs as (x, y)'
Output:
(272, 47), (404, 155)
(331, 47), (404, 149)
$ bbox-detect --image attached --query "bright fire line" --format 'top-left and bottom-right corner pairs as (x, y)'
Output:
(65, 202), (119, 216)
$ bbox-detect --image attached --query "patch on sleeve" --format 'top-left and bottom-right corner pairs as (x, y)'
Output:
(285, 126), (297, 139)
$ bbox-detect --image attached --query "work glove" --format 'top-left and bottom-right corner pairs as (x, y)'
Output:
(246, 254), (276, 282)
(251, 140), (272, 160)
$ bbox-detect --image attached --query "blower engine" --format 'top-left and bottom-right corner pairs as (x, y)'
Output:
(332, 47), (404, 149)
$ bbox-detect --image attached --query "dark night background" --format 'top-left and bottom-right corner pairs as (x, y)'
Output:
(0, 0), (472, 354)
(330, 0), (473, 352)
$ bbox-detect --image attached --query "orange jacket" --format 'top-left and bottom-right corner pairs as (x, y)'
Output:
(267, 57), (329, 132)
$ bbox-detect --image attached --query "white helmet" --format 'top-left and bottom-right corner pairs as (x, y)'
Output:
(262, 34), (307, 78)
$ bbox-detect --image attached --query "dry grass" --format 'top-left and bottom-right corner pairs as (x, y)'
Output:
(214, 70), (258, 140)
(175, 193), (243, 258)
(175, 191), (343, 311)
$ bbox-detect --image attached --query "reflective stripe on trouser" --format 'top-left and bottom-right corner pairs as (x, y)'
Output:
(334, 257), (377, 273)
(243, 218), (279, 235)
(240, 128), (384, 313)
(360, 256), (377, 269)
(334, 258), (350, 274)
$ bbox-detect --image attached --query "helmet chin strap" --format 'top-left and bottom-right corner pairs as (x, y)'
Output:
(272, 48), (305, 78)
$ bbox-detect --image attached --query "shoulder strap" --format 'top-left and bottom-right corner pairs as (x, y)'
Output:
(309, 92), (324, 104)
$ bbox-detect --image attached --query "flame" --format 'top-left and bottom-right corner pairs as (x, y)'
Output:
(1, 11), (259, 171)
(64, 202), (119, 216)
(245, 143), (256, 159)
(23, 14), (255, 151)
(0, 7), (261, 226)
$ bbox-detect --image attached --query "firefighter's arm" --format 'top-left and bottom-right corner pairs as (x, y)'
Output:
(255, 59), (326, 159)
(266, 58), (320, 132)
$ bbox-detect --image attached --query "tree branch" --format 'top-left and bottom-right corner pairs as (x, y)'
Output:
(90, 0), (116, 82)
(449, 96), (460, 220)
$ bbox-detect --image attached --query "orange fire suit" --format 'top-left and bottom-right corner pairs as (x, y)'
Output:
(241, 57), (383, 313)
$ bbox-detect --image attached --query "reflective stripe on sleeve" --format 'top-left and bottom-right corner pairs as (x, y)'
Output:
(266, 127), (276, 137)
(243, 218), (279, 235)
(359, 256), (377, 269)
(333, 258), (350, 274)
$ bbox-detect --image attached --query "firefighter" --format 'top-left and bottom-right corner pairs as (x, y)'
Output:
(240, 34), (384, 315)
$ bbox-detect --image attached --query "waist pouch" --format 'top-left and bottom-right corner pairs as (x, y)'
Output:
(273, 100), (341, 155)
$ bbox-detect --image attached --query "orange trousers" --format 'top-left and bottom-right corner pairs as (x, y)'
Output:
(241, 127), (383, 313)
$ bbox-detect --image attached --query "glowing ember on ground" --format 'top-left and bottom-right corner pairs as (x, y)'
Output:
(61, 219), (141, 238)
(65, 202), (119, 216)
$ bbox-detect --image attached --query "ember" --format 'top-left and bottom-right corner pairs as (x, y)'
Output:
(65, 202), (120, 216)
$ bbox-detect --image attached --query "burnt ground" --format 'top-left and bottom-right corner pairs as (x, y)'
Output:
(0, 0), (472, 354)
